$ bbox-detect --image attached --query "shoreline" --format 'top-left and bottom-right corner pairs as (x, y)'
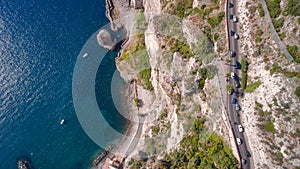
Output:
(94, 1), (140, 167)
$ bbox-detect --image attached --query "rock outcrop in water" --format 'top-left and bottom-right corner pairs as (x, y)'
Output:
(17, 160), (29, 169)
(97, 29), (118, 51)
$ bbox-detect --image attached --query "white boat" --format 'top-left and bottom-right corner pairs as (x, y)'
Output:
(60, 119), (65, 125)
(83, 53), (88, 58)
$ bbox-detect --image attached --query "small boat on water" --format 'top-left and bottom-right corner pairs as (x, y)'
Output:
(17, 160), (29, 169)
(60, 119), (66, 125)
(83, 53), (88, 58)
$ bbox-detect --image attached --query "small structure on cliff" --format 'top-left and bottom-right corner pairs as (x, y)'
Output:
(133, 0), (143, 9)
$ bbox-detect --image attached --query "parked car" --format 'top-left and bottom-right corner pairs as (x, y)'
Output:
(236, 138), (242, 145)
(230, 51), (236, 57)
(234, 61), (240, 69)
(235, 112), (240, 116)
(228, 88), (234, 95)
(233, 15), (238, 22)
(229, 2), (234, 8)
(230, 30), (235, 36)
(231, 98), (237, 104)
(235, 81), (240, 88)
(230, 72), (235, 79)
(238, 125), (243, 132)
(229, 13), (233, 19)
(235, 104), (240, 111)
(242, 159), (247, 165)
(234, 33), (239, 39)
(245, 151), (251, 157)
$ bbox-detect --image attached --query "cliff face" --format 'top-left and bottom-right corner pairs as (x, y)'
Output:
(115, 0), (235, 160)
(100, 0), (239, 167)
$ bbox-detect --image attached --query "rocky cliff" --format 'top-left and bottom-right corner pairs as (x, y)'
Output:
(101, 0), (239, 168)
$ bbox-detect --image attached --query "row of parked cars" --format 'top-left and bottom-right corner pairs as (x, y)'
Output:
(228, 2), (251, 166)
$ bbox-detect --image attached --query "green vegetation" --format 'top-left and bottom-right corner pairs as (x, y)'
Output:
(298, 18), (300, 25)
(255, 36), (262, 43)
(198, 79), (205, 90)
(264, 119), (276, 133)
(241, 59), (249, 89)
(159, 109), (168, 120)
(196, 67), (208, 90)
(284, 0), (300, 16)
(270, 64), (299, 78)
(168, 38), (194, 59)
(287, 45), (300, 63)
(194, 66), (216, 89)
(213, 33), (219, 41)
(207, 12), (225, 28)
(265, 0), (281, 18)
(296, 128), (300, 137)
(118, 11), (154, 91)
(272, 18), (284, 32)
(249, 5), (257, 15)
(152, 126), (160, 135)
(134, 98), (141, 107)
(206, 65), (218, 80)
(244, 80), (262, 92)
(295, 85), (300, 98)
(175, 1), (193, 18)
(226, 85), (233, 92)
(272, 151), (283, 164)
(136, 10), (147, 28)
(161, 118), (238, 168)
(129, 160), (145, 169)
(226, 72), (231, 78)
(279, 32), (286, 39)
(138, 68), (153, 91)
(258, 3), (265, 17)
(192, 5), (219, 20)
(256, 29), (264, 36)
(192, 36), (215, 64)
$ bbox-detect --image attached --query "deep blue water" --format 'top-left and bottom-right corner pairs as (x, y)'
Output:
(0, 0), (127, 168)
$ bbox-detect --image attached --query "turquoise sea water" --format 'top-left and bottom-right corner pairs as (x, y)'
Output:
(0, 0), (127, 168)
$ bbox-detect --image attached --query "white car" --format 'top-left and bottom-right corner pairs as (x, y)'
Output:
(234, 33), (239, 40)
(236, 138), (242, 145)
(231, 72), (235, 79)
(238, 125), (243, 132)
(233, 15), (238, 23)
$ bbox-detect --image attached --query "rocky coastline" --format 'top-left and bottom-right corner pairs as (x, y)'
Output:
(100, 0), (242, 168)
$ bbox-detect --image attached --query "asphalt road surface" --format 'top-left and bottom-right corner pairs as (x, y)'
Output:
(227, 0), (254, 168)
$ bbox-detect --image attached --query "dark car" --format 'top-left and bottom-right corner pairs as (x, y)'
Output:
(230, 51), (236, 57)
(235, 81), (240, 88)
(230, 30), (235, 36)
(229, 2), (234, 8)
(234, 61), (240, 69)
(231, 98), (237, 104)
(246, 151), (251, 157)
(229, 13), (233, 19)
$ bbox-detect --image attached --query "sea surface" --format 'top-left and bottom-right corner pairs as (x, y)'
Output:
(0, 0), (127, 168)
